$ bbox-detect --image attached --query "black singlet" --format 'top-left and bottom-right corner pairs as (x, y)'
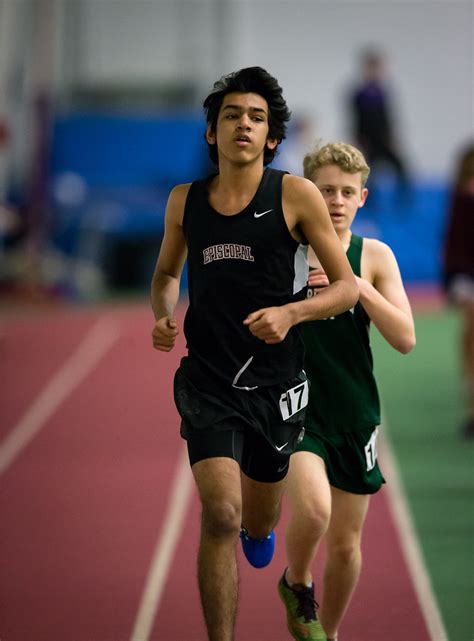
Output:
(181, 168), (308, 389)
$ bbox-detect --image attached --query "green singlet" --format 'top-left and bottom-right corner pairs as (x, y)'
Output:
(301, 234), (380, 437)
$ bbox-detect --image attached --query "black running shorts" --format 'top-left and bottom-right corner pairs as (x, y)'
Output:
(174, 361), (308, 483)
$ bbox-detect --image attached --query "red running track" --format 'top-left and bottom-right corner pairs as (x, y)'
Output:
(0, 302), (432, 641)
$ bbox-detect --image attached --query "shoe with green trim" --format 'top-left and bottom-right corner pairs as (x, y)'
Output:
(278, 570), (326, 641)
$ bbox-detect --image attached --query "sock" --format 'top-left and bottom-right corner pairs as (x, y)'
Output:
(285, 568), (313, 589)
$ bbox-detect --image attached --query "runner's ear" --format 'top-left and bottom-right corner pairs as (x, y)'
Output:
(206, 124), (216, 145)
(266, 137), (277, 151)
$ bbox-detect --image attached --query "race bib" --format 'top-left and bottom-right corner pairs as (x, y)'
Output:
(279, 380), (309, 420)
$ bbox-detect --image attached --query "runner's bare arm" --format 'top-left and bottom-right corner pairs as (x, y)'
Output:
(359, 239), (416, 353)
(151, 184), (189, 351)
(245, 176), (358, 343)
(286, 175), (358, 321)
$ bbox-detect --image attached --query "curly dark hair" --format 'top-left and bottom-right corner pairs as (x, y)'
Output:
(203, 66), (291, 166)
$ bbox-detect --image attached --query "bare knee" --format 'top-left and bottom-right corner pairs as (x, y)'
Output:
(328, 536), (362, 566)
(297, 498), (330, 537)
(201, 499), (241, 539)
(310, 502), (330, 534)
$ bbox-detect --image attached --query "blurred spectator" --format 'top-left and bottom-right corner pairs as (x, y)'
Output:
(272, 114), (315, 176)
(348, 48), (411, 203)
(442, 142), (474, 438)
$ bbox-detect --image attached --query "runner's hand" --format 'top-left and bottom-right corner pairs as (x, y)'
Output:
(307, 266), (329, 289)
(244, 306), (292, 344)
(152, 317), (179, 352)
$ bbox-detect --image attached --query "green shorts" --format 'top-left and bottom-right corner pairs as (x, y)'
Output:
(295, 425), (385, 494)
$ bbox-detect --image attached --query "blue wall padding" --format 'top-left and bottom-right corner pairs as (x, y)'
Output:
(49, 112), (450, 285)
(50, 112), (210, 189)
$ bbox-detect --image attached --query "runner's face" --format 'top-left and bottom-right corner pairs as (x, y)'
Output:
(206, 92), (277, 166)
(313, 165), (368, 234)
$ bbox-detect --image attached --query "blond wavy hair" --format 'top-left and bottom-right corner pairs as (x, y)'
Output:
(303, 141), (370, 188)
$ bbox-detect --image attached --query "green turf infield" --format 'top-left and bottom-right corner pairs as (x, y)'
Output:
(372, 308), (473, 641)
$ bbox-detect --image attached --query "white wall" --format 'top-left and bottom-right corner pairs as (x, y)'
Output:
(62, 0), (473, 179)
(71, 0), (217, 91)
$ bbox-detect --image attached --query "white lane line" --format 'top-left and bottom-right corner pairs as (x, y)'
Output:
(130, 445), (194, 641)
(379, 427), (449, 641)
(0, 317), (120, 476)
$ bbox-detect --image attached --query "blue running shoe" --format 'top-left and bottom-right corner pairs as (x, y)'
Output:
(239, 527), (275, 568)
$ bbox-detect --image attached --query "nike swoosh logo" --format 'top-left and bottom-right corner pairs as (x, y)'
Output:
(275, 442), (288, 452)
(254, 209), (273, 218)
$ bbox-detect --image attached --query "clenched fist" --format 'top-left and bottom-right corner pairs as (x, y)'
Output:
(243, 306), (292, 344)
(152, 316), (179, 352)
